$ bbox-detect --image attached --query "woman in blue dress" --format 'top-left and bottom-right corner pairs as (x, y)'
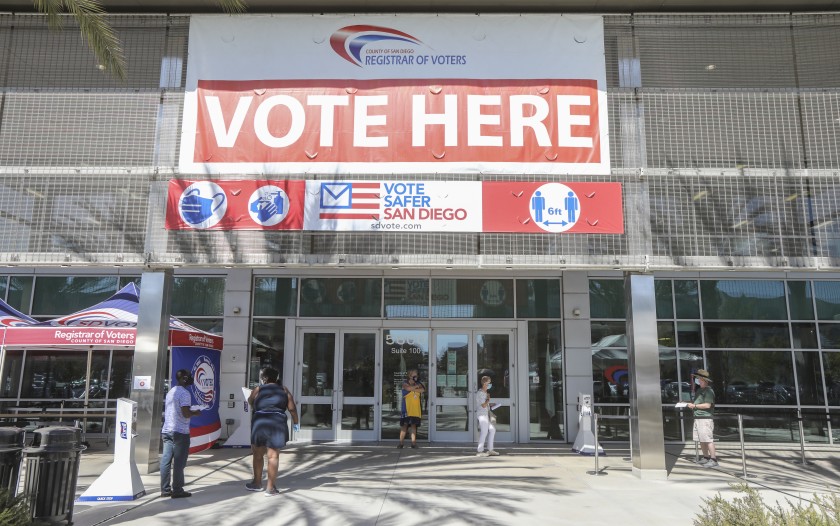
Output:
(246, 367), (299, 496)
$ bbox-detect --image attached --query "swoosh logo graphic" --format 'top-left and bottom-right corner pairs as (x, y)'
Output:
(57, 311), (119, 325)
(330, 25), (423, 67)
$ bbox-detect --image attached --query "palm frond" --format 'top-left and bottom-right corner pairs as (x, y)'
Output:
(33, 0), (64, 30)
(59, 0), (127, 80)
(216, 0), (246, 14)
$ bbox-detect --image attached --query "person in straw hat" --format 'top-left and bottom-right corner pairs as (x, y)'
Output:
(687, 369), (717, 467)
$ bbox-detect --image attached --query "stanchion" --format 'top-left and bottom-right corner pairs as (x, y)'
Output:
(795, 410), (811, 466)
(624, 409), (632, 462)
(586, 413), (607, 476)
(737, 413), (756, 479)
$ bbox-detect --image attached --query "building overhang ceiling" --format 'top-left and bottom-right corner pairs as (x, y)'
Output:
(1, 0), (838, 13)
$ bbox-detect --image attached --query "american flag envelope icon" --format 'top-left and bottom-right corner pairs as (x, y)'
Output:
(320, 182), (352, 209)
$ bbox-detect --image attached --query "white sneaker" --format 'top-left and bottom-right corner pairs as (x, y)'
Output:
(476, 451), (490, 457)
(487, 450), (500, 456)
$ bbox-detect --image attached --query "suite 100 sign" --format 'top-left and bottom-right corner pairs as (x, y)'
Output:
(386, 334), (424, 354)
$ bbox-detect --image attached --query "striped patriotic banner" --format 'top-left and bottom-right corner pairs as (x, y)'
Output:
(318, 181), (381, 220)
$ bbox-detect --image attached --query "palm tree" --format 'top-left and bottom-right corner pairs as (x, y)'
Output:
(33, 0), (246, 80)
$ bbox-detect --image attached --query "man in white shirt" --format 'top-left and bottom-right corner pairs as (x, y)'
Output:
(160, 369), (201, 498)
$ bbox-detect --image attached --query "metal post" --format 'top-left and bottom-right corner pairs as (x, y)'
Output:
(627, 411), (633, 462)
(797, 410), (809, 466)
(625, 274), (666, 479)
(131, 270), (173, 475)
(587, 412), (606, 476)
(694, 440), (699, 463)
(594, 413), (599, 472)
(738, 413), (755, 478)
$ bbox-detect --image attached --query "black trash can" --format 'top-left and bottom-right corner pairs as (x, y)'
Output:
(22, 426), (85, 525)
(0, 427), (24, 496)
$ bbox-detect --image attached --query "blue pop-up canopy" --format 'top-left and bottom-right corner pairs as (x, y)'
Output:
(0, 282), (224, 453)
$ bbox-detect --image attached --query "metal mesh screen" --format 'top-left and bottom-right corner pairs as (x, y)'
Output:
(637, 89), (805, 170)
(0, 174), (150, 264)
(647, 173), (816, 263)
(0, 91), (161, 166)
(629, 14), (797, 89)
(800, 90), (840, 170)
(0, 15), (187, 89)
(792, 14), (840, 89)
(0, 13), (839, 269)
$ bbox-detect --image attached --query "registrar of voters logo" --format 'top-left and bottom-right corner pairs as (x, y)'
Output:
(191, 355), (216, 406)
(330, 25), (466, 68)
(330, 25), (422, 67)
(529, 183), (581, 233)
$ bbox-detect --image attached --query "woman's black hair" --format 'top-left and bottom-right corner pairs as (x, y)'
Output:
(260, 367), (280, 384)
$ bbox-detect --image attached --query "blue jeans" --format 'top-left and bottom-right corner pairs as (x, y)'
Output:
(160, 432), (190, 493)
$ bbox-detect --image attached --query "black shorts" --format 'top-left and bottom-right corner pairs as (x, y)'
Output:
(400, 416), (422, 428)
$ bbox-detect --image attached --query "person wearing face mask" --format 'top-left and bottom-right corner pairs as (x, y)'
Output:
(687, 369), (717, 468)
(398, 369), (425, 449)
(475, 375), (499, 457)
(160, 369), (202, 498)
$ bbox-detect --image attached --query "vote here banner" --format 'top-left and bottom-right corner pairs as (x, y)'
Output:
(180, 14), (609, 176)
(192, 79), (602, 168)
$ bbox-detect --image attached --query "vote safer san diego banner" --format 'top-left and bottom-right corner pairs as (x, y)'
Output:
(165, 179), (624, 234)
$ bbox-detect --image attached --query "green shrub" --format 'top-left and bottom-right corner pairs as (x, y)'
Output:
(0, 487), (31, 526)
(695, 483), (840, 526)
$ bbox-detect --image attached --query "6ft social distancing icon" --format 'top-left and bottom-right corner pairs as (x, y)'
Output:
(529, 183), (580, 233)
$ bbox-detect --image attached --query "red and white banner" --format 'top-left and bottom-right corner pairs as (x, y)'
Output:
(166, 179), (624, 234)
(2, 327), (136, 347)
(180, 15), (609, 175)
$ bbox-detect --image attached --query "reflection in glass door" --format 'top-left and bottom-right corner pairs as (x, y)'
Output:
(297, 331), (336, 441)
(296, 329), (379, 441)
(476, 332), (514, 443)
(381, 330), (429, 441)
(336, 331), (377, 441)
(429, 330), (514, 443)
(431, 332), (473, 442)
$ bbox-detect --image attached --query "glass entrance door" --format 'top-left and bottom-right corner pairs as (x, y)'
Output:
(381, 329), (430, 443)
(430, 332), (473, 442)
(296, 329), (379, 441)
(429, 329), (514, 443)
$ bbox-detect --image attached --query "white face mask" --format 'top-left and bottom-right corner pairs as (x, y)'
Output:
(487, 383), (493, 390)
(694, 378), (701, 386)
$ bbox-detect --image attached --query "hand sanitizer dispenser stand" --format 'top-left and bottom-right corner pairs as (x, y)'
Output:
(223, 387), (252, 448)
(571, 393), (604, 456)
(78, 398), (146, 501)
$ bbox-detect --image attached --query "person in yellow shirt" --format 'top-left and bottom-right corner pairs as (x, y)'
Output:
(398, 369), (425, 449)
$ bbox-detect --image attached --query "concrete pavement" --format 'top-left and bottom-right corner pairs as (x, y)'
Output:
(65, 441), (840, 526)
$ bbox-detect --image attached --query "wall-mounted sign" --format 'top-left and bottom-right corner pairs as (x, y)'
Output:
(166, 179), (624, 234)
(180, 14), (609, 176)
(132, 376), (152, 390)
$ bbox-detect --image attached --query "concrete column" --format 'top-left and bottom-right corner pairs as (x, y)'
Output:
(130, 269), (173, 475)
(562, 271), (593, 442)
(218, 269), (252, 438)
(625, 273), (667, 479)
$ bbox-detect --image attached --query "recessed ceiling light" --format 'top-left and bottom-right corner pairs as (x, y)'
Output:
(705, 64), (716, 71)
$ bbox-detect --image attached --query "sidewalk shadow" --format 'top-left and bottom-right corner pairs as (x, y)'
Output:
(98, 446), (579, 526)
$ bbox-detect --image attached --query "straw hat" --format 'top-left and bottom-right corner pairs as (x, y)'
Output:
(694, 369), (713, 382)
